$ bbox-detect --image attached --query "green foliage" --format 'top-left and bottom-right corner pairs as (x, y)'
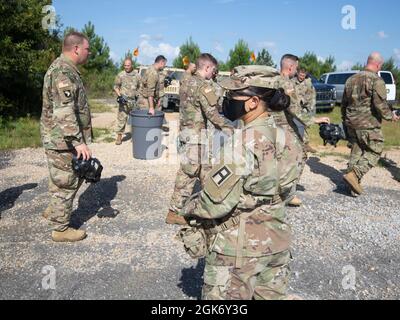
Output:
(256, 49), (276, 67)
(0, 0), (62, 118)
(299, 52), (336, 78)
(226, 39), (252, 71)
(0, 116), (41, 150)
(352, 63), (364, 70)
(173, 37), (201, 69)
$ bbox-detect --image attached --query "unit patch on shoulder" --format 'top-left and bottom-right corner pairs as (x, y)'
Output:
(212, 166), (233, 187)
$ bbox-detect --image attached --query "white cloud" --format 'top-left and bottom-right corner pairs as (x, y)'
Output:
(214, 42), (224, 53)
(337, 60), (354, 71)
(317, 56), (325, 63)
(140, 34), (164, 41)
(137, 40), (180, 65)
(394, 48), (400, 63)
(109, 51), (118, 62)
(257, 41), (276, 49)
(377, 31), (389, 39)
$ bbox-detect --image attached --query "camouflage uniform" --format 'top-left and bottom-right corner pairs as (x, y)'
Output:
(40, 54), (92, 231)
(137, 65), (161, 110)
(293, 77), (317, 145)
(182, 115), (302, 300)
(342, 69), (394, 180)
(114, 70), (140, 134)
(169, 73), (234, 215)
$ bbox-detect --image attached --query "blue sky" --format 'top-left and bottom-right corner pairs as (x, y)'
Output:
(53, 0), (400, 69)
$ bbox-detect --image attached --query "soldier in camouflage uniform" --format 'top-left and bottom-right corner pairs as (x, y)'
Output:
(275, 55), (330, 206)
(114, 58), (140, 145)
(179, 66), (303, 300)
(137, 55), (167, 115)
(40, 32), (93, 242)
(166, 54), (234, 225)
(293, 68), (317, 153)
(342, 52), (399, 195)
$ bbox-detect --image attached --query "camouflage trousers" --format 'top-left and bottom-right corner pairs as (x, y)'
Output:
(347, 127), (384, 180)
(202, 250), (292, 300)
(45, 150), (84, 231)
(137, 95), (161, 111)
(169, 144), (211, 214)
(115, 100), (136, 134)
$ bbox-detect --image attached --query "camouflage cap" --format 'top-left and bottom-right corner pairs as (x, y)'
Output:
(219, 65), (281, 91)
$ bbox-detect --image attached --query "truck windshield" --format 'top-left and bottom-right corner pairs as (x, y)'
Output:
(327, 73), (355, 85)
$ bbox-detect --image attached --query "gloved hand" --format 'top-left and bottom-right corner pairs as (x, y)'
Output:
(117, 95), (128, 105)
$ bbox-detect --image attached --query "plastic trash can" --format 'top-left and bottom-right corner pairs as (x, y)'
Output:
(129, 110), (165, 160)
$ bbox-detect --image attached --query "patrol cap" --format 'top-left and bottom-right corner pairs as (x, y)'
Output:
(219, 65), (280, 91)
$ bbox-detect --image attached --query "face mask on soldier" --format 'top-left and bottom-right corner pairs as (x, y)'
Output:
(222, 97), (251, 122)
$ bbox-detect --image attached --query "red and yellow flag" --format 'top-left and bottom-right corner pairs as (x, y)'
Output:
(250, 52), (256, 63)
(182, 56), (190, 67)
(133, 47), (139, 57)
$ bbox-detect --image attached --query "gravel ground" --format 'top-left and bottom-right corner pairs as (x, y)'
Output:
(1, 118), (400, 300)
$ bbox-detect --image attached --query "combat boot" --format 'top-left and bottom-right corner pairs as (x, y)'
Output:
(52, 228), (87, 242)
(343, 171), (363, 195)
(115, 134), (123, 145)
(165, 211), (187, 226)
(288, 196), (303, 207)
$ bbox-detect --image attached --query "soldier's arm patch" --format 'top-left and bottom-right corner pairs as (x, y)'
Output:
(201, 86), (218, 106)
(212, 166), (233, 187)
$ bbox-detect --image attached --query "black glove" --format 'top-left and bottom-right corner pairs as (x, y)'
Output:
(319, 123), (347, 147)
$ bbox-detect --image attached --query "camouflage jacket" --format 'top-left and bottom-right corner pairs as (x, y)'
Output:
(114, 70), (140, 98)
(293, 77), (316, 127)
(183, 115), (302, 257)
(179, 73), (233, 144)
(342, 69), (393, 130)
(41, 54), (92, 151)
(138, 65), (160, 99)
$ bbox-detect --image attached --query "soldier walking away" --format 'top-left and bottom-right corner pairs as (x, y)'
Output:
(114, 58), (140, 145)
(41, 32), (93, 242)
(166, 54), (234, 226)
(179, 66), (303, 300)
(137, 55), (167, 116)
(342, 52), (399, 196)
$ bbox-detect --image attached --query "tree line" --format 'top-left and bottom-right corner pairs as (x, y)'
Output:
(1, 1), (399, 119)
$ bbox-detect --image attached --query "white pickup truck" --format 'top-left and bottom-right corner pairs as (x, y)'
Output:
(320, 71), (397, 106)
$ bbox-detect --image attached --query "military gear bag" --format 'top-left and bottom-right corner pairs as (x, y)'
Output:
(177, 227), (208, 259)
(319, 123), (347, 147)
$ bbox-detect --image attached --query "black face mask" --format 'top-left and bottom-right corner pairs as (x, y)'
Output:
(222, 97), (251, 122)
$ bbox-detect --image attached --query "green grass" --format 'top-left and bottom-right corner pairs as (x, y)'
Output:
(90, 100), (113, 113)
(309, 106), (400, 148)
(0, 117), (41, 150)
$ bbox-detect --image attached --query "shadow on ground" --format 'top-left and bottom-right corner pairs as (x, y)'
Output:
(178, 259), (205, 300)
(0, 183), (38, 217)
(380, 157), (400, 182)
(307, 157), (349, 196)
(71, 175), (126, 228)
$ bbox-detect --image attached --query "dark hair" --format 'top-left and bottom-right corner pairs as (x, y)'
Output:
(230, 86), (290, 112)
(155, 55), (167, 63)
(280, 53), (299, 68)
(196, 53), (218, 70)
(63, 32), (89, 51)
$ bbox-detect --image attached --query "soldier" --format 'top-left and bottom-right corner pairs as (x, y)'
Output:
(181, 62), (197, 84)
(277, 54), (329, 207)
(114, 58), (140, 145)
(342, 52), (399, 196)
(179, 65), (303, 300)
(166, 54), (234, 225)
(40, 32), (92, 242)
(137, 55), (167, 115)
(294, 68), (317, 153)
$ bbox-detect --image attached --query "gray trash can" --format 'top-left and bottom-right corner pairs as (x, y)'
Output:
(129, 110), (165, 160)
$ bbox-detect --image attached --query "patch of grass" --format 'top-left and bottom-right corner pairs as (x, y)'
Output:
(0, 117), (41, 150)
(317, 151), (350, 160)
(90, 101), (113, 113)
(309, 107), (400, 148)
(93, 128), (113, 143)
